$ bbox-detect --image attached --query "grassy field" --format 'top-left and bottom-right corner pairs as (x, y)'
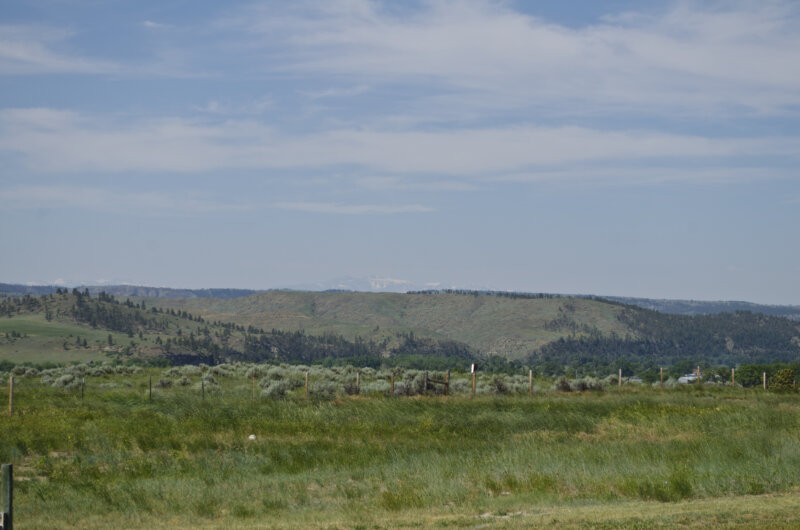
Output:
(138, 291), (630, 359)
(0, 314), (121, 364)
(2, 366), (800, 528)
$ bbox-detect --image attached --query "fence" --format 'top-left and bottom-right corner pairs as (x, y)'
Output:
(3, 367), (791, 410)
(0, 464), (11, 530)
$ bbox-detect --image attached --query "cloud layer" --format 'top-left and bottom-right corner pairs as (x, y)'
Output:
(1, 108), (796, 180)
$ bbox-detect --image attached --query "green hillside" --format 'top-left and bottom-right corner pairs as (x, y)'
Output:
(0, 290), (488, 370)
(140, 290), (800, 369)
(3, 290), (800, 374)
(140, 291), (630, 360)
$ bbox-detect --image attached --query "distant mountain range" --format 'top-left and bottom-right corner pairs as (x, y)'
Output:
(0, 283), (259, 300)
(604, 296), (800, 321)
(2, 281), (799, 320)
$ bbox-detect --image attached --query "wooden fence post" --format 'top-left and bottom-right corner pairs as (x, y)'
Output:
(8, 376), (13, 416)
(1, 463), (12, 530)
(660, 367), (663, 389)
(445, 370), (450, 396)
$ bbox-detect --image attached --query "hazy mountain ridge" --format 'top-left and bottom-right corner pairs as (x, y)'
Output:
(606, 296), (800, 321)
(0, 283), (263, 299)
(3, 282), (799, 320)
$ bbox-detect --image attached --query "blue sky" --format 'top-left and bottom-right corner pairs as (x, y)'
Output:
(1, 0), (799, 304)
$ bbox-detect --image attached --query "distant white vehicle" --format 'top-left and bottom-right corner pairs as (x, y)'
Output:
(678, 374), (698, 384)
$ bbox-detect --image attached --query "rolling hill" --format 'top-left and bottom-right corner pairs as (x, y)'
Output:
(2, 289), (799, 373)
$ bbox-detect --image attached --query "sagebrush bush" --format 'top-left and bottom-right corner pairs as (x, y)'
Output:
(772, 369), (796, 392)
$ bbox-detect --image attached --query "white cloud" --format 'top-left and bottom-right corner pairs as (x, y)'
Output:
(0, 24), (120, 75)
(142, 21), (171, 30)
(356, 176), (478, 191)
(489, 166), (799, 185)
(301, 85), (371, 99)
(0, 23), (203, 78)
(274, 201), (433, 214)
(2, 108), (797, 178)
(194, 96), (274, 115)
(231, 0), (800, 115)
(0, 185), (250, 215)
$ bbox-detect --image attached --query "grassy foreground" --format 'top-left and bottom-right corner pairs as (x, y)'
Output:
(3, 372), (800, 528)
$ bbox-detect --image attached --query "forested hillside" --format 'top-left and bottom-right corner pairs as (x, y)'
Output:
(0, 290), (491, 371)
(1, 290), (799, 375)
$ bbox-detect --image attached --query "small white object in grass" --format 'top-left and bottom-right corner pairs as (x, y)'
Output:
(248, 434), (256, 441)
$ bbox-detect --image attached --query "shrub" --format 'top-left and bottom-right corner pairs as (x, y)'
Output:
(771, 369), (796, 392)
(52, 374), (79, 389)
(489, 376), (509, 394)
(262, 380), (293, 399)
(554, 377), (572, 392)
(310, 381), (338, 399)
(571, 377), (604, 392)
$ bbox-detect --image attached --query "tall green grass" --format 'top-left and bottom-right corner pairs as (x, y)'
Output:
(2, 370), (800, 527)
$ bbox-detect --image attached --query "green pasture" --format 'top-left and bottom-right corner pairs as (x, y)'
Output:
(0, 314), (122, 364)
(2, 367), (800, 528)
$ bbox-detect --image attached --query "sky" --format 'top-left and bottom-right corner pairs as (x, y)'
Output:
(1, 0), (799, 304)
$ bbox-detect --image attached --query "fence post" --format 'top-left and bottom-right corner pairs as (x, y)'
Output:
(660, 368), (663, 389)
(1, 463), (12, 530)
(8, 376), (13, 416)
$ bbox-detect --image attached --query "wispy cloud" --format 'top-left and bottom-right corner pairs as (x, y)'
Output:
(489, 166), (800, 185)
(274, 201), (433, 215)
(0, 24), (120, 75)
(356, 176), (478, 191)
(0, 23), (202, 78)
(300, 85), (371, 99)
(142, 20), (171, 30)
(194, 96), (274, 115)
(2, 108), (797, 178)
(230, 0), (800, 115)
(0, 185), (250, 215)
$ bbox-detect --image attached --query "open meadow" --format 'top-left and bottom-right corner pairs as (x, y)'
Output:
(3, 364), (800, 528)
